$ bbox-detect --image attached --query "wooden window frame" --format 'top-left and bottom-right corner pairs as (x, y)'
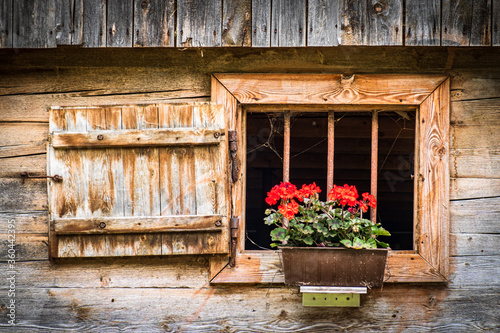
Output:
(210, 74), (450, 284)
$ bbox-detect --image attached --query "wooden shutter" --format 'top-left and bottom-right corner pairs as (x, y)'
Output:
(48, 103), (229, 257)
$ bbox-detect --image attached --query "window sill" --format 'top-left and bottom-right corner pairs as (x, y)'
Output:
(210, 250), (447, 284)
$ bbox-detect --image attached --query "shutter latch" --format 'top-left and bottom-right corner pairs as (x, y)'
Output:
(228, 130), (240, 182)
(229, 216), (239, 267)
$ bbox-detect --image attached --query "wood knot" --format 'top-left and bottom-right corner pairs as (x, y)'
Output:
(340, 74), (355, 88)
(373, 3), (384, 13)
(438, 146), (446, 157)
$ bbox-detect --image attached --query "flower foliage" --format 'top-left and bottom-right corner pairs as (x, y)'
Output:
(264, 182), (390, 249)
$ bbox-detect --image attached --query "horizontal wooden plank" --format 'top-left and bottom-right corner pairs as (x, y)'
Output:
(0, 233), (48, 261)
(0, 212), (48, 233)
(451, 149), (500, 178)
(1, 257), (210, 289)
(0, 178), (48, 213)
(451, 99), (500, 125)
(0, 153), (46, 178)
(1, 286), (498, 331)
(450, 178), (500, 200)
(214, 74), (447, 105)
(211, 250), (446, 284)
(54, 215), (226, 234)
(51, 128), (224, 148)
(451, 125), (500, 149)
(449, 255), (500, 289)
(0, 122), (48, 158)
(450, 233), (500, 256)
(450, 197), (499, 234)
(450, 74), (500, 101)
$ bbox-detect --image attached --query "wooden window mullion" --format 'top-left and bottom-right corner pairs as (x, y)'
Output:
(371, 110), (379, 223)
(327, 111), (335, 193)
(283, 111), (291, 183)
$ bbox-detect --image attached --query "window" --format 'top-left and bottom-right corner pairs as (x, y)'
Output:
(210, 74), (450, 283)
(48, 103), (230, 258)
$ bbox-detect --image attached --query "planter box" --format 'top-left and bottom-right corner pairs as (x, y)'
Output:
(280, 247), (389, 287)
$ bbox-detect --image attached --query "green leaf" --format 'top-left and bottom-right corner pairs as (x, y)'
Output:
(375, 240), (390, 248)
(340, 239), (353, 248)
(270, 227), (287, 242)
(352, 237), (365, 249)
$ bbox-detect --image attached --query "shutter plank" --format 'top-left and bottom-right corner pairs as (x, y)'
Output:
(162, 232), (224, 255)
(0, 0), (13, 48)
(107, 0), (133, 47)
(73, 0), (106, 47)
(405, 0), (440, 45)
(222, 0), (251, 46)
(307, 0), (338, 46)
(13, 0), (56, 48)
(177, 0), (222, 47)
(133, 0), (175, 47)
(251, 0), (271, 46)
(54, 215), (225, 234)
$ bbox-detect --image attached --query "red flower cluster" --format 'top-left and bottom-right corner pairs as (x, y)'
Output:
(265, 182), (322, 219)
(327, 184), (377, 213)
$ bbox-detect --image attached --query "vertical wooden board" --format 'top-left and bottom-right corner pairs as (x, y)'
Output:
(367, 0), (402, 45)
(307, 0), (338, 46)
(162, 232), (223, 254)
(338, 0), (368, 45)
(251, 0), (271, 46)
(193, 146), (216, 215)
(13, 0), (56, 48)
(494, 0), (500, 45)
(222, 0), (251, 46)
(107, 0), (133, 47)
(271, 0), (306, 47)
(0, 0), (13, 48)
(55, 0), (74, 45)
(442, 0), (472, 46)
(470, 0), (492, 46)
(418, 79), (450, 278)
(177, 0), (222, 47)
(73, 0), (106, 47)
(405, 0), (440, 45)
(133, 0), (175, 47)
(122, 106), (161, 216)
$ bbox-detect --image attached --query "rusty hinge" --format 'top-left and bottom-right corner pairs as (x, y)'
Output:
(228, 130), (240, 182)
(21, 172), (63, 184)
(229, 215), (239, 267)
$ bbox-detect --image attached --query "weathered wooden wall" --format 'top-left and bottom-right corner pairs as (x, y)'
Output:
(0, 47), (499, 331)
(1, 0), (500, 48)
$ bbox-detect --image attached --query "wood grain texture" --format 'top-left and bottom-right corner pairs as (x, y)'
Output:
(55, 0), (74, 45)
(13, 0), (56, 48)
(418, 78), (450, 278)
(339, 0), (402, 45)
(494, 0), (500, 45)
(0, 0), (12, 47)
(271, 0), (306, 47)
(450, 149), (500, 178)
(222, 0), (251, 46)
(177, 0), (222, 47)
(405, 0), (440, 45)
(451, 125), (500, 149)
(451, 99), (500, 124)
(307, 0), (338, 46)
(251, 0), (271, 46)
(133, 0), (175, 47)
(107, 0), (133, 47)
(0, 212), (48, 233)
(0, 233), (48, 261)
(213, 73), (447, 105)
(451, 233), (500, 256)
(0, 123), (48, 158)
(450, 197), (499, 234)
(73, 0), (106, 47)
(442, 0), (492, 46)
(0, 178), (48, 213)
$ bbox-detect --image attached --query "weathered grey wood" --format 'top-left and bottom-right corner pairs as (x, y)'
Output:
(450, 149), (500, 178)
(0, 212), (48, 233)
(55, 0), (74, 45)
(54, 215), (225, 234)
(13, 0), (56, 48)
(451, 233), (500, 256)
(442, 0), (492, 46)
(107, 0), (133, 47)
(451, 178), (500, 200)
(339, 0), (402, 45)
(0, 154), (46, 178)
(222, 0), (251, 46)
(0, 178), (47, 213)
(451, 74), (500, 101)
(251, 0), (271, 46)
(133, 0), (175, 47)
(451, 125), (500, 148)
(451, 99), (500, 124)
(450, 197), (500, 234)
(52, 128), (224, 148)
(0, 123), (48, 158)
(307, 0), (338, 46)
(0, 233), (48, 261)
(0, 0), (13, 47)
(73, 0), (106, 47)
(177, 0), (222, 47)
(405, 0), (440, 45)
(449, 255), (500, 289)
(271, 0), (306, 47)
(494, 0), (500, 45)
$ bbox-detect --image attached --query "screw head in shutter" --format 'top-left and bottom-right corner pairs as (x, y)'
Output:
(214, 132), (220, 139)
(98, 222), (106, 229)
(97, 134), (104, 141)
(215, 220), (222, 227)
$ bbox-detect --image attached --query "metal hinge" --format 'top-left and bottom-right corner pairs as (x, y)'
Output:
(228, 130), (240, 182)
(229, 215), (239, 267)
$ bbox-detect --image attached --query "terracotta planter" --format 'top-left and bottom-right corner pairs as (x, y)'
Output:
(280, 247), (389, 287)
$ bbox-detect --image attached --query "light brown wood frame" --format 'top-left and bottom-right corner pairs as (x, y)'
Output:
(210, 74), (450, 284)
